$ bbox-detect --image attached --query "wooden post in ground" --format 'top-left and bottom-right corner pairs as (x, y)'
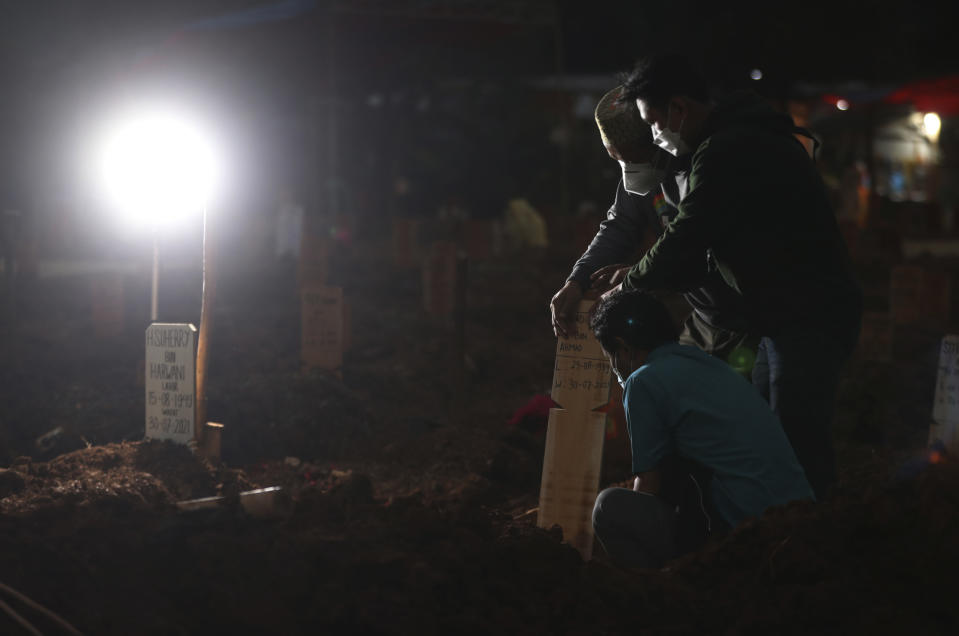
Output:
(422, 241), (457, 318)
(195, 207), (217, 447)
(453, 251), (468, 399)
(931, 335), (959, 453)
(301, 285), (345, 373)
(537, 299), (612, 559)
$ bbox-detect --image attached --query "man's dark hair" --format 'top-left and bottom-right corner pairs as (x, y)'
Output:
(590, 289), (678, 352)
(619, 55), (709, 109)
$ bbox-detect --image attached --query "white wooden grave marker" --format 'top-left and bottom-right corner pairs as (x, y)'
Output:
(537, 299), (612, 560)
(537, 408), (606, 559)
(550, 305), (613, 413)
(145, 323), (197, 444)
(931, 334), (959, 452)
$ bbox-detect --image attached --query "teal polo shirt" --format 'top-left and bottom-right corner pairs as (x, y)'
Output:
(623, 342), (814, 527)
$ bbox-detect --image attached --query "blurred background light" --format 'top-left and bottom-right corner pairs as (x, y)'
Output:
(923, 111), (941, 141)
(750, 68), (763, 81)
(97, 107), (219, 226)
(836, 99), (850, 111)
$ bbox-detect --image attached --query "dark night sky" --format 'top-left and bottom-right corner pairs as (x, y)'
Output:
(1, 0), (957, 207)
(2, 0), (957, 89)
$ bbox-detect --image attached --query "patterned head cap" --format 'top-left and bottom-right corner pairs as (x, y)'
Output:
(595, 85), (652, 151)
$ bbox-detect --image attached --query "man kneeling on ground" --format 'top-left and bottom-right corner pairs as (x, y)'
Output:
(590, 289), (813, 569)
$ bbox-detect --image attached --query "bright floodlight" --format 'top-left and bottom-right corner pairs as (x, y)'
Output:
(99, 109), (218, 224)
(923, 112), (941, 141)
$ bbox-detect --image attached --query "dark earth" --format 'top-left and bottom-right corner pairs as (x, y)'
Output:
(0, 217), (956, 635)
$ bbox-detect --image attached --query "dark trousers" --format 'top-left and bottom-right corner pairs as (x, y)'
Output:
(592, 462), (726, 569)
(752, 330), (846, 500)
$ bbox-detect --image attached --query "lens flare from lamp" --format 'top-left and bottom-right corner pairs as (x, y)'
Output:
(923, 112), (941, 141)
(99, 110), (218, 226)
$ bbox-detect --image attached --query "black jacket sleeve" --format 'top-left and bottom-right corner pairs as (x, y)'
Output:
(622, 136), (740, 293)
(567, 179), (656, 289)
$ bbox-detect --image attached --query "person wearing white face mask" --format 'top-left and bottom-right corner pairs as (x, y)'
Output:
(550, 85), (756, 371)
(611, 54), (862, 501)
(589, 288), (813, 569)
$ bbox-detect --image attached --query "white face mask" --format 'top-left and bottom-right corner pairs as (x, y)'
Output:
(619, 161), (667, 196)
(652, 107), (691, 157)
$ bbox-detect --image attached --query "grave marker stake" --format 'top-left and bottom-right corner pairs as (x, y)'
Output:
(195, 207), (217, 444)
(537, 298), (612, 559)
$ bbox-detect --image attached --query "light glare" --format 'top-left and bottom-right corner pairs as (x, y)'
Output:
(836, 99), (850, 111)
(923, 112), (941, 140)
(99, 109), (218, 225)
(750, 69), (763, 81)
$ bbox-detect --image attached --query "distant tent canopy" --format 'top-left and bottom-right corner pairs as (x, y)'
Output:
(883, 75), (959, 116)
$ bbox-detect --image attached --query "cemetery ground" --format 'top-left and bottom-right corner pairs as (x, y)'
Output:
(0, 227), (957, 635)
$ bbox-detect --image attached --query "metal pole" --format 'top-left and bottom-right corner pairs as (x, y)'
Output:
(150, 231), (159, 322)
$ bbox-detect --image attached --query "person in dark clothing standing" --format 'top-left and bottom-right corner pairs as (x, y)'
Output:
(614, 55), (862, 499)
(550, 85), (757, 368)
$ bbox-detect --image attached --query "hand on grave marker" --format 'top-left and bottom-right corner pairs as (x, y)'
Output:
(590, 264), (631, 294)
(550, 280), (585, 338)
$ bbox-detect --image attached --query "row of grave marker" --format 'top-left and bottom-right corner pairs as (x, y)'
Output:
(143, 223), (472, 445)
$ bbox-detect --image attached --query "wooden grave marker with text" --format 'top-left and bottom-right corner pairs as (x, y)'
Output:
(550, 304), (613, 413)
(145, 323), (196, 444)
(931, 334), (959, 452)
(301, 285), (344, 371)
(537, 299), (612, 560)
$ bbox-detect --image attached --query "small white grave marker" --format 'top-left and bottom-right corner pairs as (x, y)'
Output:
(145, 323), (197, 444)
(931, 335), (959, 452)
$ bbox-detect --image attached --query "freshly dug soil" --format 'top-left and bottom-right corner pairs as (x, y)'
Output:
(0, 223), (954, 634)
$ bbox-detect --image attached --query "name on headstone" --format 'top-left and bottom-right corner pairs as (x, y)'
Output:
(550, 302), (612, 413)
(145, 323), (197, 444)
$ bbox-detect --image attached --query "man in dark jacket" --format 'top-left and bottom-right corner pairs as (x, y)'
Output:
(617, 55), (862, 499)
(550, 85), (756, 367)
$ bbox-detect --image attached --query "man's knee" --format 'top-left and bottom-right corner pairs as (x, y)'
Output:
(592, 487), (633, 529)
